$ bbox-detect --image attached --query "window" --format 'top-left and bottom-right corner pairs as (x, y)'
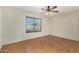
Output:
(26, 16), (41, 33)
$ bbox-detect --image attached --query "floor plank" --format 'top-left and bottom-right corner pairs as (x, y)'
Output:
(1, 35), (79, 53)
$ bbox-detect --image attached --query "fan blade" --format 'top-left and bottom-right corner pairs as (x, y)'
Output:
(40, 12), (46, 15)
(52, 6), (57, 9)
(41, 8), (46, 10)
(52, 10), (59, 12)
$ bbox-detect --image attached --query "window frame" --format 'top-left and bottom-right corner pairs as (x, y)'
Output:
(26, 16), (41, 33)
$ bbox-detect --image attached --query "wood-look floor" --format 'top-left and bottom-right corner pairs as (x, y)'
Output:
(1, 35), (79, 53)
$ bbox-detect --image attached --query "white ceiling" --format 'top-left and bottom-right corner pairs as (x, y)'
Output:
(15, 6), (79, 16)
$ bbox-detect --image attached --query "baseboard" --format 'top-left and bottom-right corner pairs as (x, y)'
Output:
(2, 35), (49, 46)
(51, 34), (79, 41)
(2, 35), (78, 46)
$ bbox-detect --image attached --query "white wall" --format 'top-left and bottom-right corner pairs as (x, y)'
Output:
(1, 6), (79, 45)
(51, 11), (79, 41)
(2, 7), (50, 45)
(0, 7), (2, 49)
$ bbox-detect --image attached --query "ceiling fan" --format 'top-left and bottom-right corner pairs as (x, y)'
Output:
(41, 6), (59, 15)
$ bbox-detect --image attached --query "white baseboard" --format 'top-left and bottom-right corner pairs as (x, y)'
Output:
(51, 34), (79, 41)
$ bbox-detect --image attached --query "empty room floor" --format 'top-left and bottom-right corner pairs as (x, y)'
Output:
(1, 35), (79, 53)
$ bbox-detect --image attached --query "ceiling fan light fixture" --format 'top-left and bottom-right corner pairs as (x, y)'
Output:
(41, 6), (59, 16)
(46, 12), (52, 15)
